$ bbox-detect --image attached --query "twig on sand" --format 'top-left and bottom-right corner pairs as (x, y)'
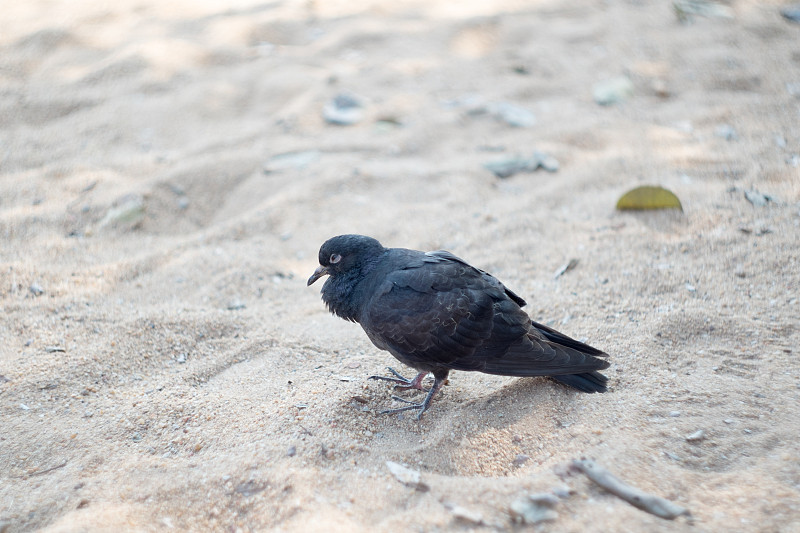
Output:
(571, 458), (691, 520)
(15, 460), (68, 479)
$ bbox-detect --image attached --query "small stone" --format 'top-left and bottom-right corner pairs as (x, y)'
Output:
(323, 93), (365, 125)
(444, 503), (485, 525)
(176, 353), (186, 364)
(483, 157), (531, 179)
(593, 76), (634, 106)
(176, 196), (190, 210)
(77, 499), (89, 509)
(287, 446), (296, 457)
(509, 493), (558, 524)
(781, 6), (800, 23)
(528, 493), (560, 506)
(45, 346), (66, 353)
(263, 151), (321, 173)
(685, 429), (706, 442)
(674, 0), (734, 23)
(226, 299), (246, 310)
(669, 411), (681, 417)
(533, 151), (559, 172)
(724, 418), (734, 424)
(386, 461), (429, 491)
(552, 486), (574, 499)
(512, 454), (530, 467)
(483, 152), (559, 179)
(487, 102), (536, 128)
(744, 190), (775, 207)
(97, 194), (145, 229)
(29, 283), (44, 296)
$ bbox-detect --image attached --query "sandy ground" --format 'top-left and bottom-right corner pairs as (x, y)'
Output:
(2, 0), (800, 531)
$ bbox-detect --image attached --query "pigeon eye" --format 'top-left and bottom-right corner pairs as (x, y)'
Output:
(329, 253), (342, 264)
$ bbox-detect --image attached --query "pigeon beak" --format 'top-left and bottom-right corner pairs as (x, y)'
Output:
(307, 265), (330, 286)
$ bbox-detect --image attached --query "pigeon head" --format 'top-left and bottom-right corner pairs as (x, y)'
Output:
(307, 234), (385, 286)
(307, 234), (386, 322)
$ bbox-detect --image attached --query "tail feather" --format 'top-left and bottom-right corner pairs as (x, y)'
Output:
(531, 320), (606, 356)
(536, 320), (609, 393)
(551, 371), (608, 393)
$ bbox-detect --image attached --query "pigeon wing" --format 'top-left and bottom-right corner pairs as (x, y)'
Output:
(360, 256), (502, 370)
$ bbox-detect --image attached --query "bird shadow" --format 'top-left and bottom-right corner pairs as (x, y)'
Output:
(364, 375), (597, 476)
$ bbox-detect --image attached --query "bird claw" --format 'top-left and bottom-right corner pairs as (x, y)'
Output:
(375, 377), (446, 420)
(368, 367), (429, 391)
(378, 401), (428, 420)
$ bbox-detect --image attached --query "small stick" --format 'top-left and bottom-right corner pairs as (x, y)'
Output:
(15, 460), (68, 479)
(571, 458), (690, 520)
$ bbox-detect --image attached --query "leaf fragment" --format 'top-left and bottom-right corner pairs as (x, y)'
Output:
(616, 186), (683, 211)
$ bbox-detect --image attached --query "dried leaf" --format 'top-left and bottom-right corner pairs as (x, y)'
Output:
(616, 186), (683, 211)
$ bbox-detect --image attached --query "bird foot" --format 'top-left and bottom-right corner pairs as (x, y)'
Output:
(368, 367), (429, 391)
(376, 377), (445, 420)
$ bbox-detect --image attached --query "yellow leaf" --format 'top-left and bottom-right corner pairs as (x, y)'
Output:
(616, 186), (683, 211)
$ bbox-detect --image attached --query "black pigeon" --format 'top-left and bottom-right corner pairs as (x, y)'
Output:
(307, 234), (610, 419)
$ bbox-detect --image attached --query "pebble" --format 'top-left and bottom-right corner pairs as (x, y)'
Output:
(669, 411), (681, 417)
(323, 93), (365, 125)
(483, 152), (559, 179)
(486, 102), (536, 128)
(674, 0), (734, 23)
(226, 299), (246, 311)
(685, 429), (706, 442)
(97, 194), (145, 229)
(287, 446), (296, 457)
(263, 150), (321, 173)
(386, 461), (429, 492)
(781, 6), (800, 23)
(509, 493), (559, 525)
(744, 190), (775, 207)
(552, 486), (574, 499)
(593, 76), (633, 106)
(444, 503), (485, 525)
(29, 283), (44, 296)
(512, 454), (530, 467)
